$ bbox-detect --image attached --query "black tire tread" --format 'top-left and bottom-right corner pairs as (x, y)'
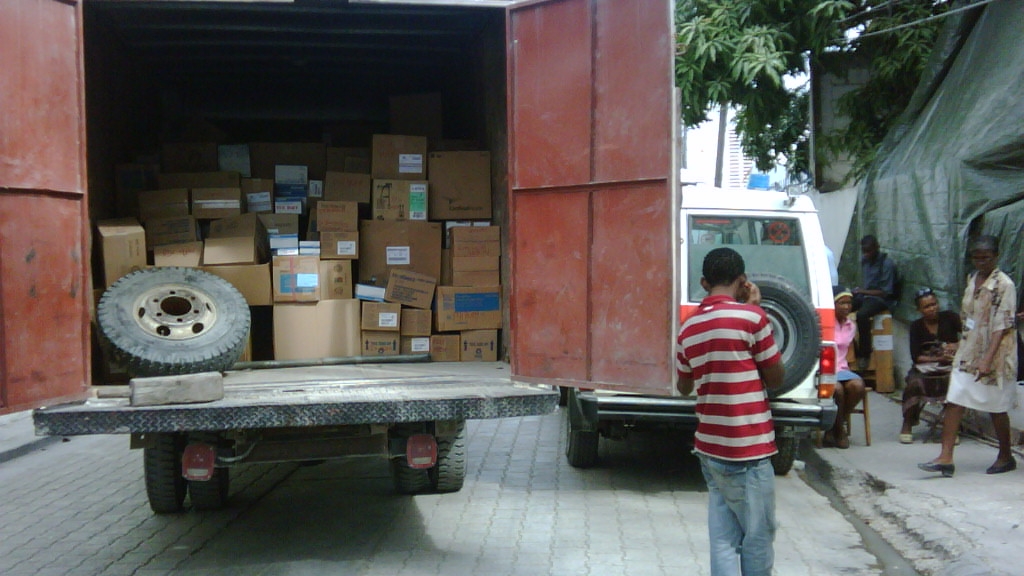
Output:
(187, 433), (230, 511)
(144, 433), (187, 514)
(430, 421), (467, 493)
(772, 436), (798, 476)
(747, 273), (821, 397)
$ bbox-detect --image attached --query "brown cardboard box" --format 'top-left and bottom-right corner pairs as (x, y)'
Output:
(324, 171), (372, 204)
(320, 231), (359, 260)
(451, 240), (501, 258)
(145, 215), (198, 247)
(453, 270), (501, 287)
(452, 256), (499, 272)
(97, 218), (147, 288)
(389, 92), (444, 141)
(218, 144), (251, 177)
(204, 213), (268, 265)
(385, 269), (436, 310)
(461, 329), (498, 362)
(192, 187), (242, 219)
(161, 142), (219, 173)
(201, 262), (273, 306)
(273, 300), (361, 360)
(249, 142), (327, 181)
(372, 179), (428, 221)
(430, 334), (461, 362)
(400, 308), (433, 336)
(371, 134), (428, 180)
(428, 152), (491, 220)
(319, 260), (353, 300)
(272, 255), (321, 302)
(157, 171), (240, 191)
(257, 213), (299, 235)
(326, 147), (371, 174)
(400, 336), (431, 355)
(241, 178), (274, 213)
(441, 249), (452, 285)
(361, 301), (401, 332)
(361, 331), (400, 357)
(138, 189), (189, 223)
(435, 285), (502, 332)
(359, 220), (442, 286)
(449, 225), (500, 243)
(154, 241), (203, 267)
(317, 201), (360, 232)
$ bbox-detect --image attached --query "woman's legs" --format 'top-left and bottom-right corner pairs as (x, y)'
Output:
(901, 372), (926, 435)
(990, 412), (1013, 464)
(933, 403), (965, 464)
(831, 378), (866, 448)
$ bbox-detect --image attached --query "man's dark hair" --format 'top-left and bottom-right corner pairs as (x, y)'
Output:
(703, 247), (745, 287)
(860, 235), (879, 249)
(969, 234), (999, 254)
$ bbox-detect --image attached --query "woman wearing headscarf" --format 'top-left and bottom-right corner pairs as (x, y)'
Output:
(828, 286), (867, 449)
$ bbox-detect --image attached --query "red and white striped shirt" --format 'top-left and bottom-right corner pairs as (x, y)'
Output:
(677, 294), (781, 461)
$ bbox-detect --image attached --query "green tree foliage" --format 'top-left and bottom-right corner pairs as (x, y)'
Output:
(676, 0), (950, 183)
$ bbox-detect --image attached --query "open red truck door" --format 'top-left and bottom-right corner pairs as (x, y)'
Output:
(0, 0), (91, 413)
(507, 0), (677, 393)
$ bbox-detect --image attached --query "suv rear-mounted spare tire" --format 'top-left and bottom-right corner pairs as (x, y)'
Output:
(747, 273), (820, 397)
(97, 267), (250, 377)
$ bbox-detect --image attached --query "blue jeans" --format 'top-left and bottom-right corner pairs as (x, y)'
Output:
(698, 454), (776, 576)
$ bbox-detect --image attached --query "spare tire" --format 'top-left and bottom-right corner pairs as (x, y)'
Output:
(97, 267), (250, 377)
(748, 273), (820, 397)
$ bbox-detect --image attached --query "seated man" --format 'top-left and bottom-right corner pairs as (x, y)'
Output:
(851, 235), (899, 369)
(901, 288), (961, 443)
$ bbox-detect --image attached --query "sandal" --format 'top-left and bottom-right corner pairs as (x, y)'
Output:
(899, 433), (913, 444)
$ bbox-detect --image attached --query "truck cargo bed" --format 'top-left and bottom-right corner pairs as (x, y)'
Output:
(34, 362), (558, 436)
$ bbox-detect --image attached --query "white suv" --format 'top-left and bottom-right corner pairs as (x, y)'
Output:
(566, 187), (839, 475)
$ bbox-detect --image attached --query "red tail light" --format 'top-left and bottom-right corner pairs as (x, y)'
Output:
(818, 343), (837, 399)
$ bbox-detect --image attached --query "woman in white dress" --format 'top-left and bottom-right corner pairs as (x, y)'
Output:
(919, 235), (1018, 477)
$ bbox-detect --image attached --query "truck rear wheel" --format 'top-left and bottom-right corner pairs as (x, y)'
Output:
(97, 267), (250, 377)
(430, 420), (467, 492)
(187, 433), (230, 511)
(144, 433), (187, 514)
(390, 423), (431, 494)
(748, 273), (821, 398)
(772, 435), (798, 476)
(565, 389), (599, 468)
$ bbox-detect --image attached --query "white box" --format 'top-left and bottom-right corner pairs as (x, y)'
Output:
(275, 164), (308, 185)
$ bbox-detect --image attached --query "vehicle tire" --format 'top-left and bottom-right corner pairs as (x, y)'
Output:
(390, 424), (431, 494)
(772, 435), (798, 476)
(96, 267), (250, 377)
(187, 433), (230, 511)
(430, 420), (467, 493)
(565, 389), (599, 468)
(144, 433), (187, 514)
(748, 273), (821, 397)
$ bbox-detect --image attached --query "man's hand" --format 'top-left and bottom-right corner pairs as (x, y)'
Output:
(739, 281), (762, 306)
(760, 361), (785, 390)
(677, 376), (695, 396)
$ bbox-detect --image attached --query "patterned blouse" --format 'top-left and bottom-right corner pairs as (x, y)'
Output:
(956, 268), (1018, 387)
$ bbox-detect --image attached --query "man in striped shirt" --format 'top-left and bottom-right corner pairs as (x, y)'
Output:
(677, 247), (784, 576)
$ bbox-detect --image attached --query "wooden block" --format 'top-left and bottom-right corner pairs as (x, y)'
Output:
(129, 372), (224, 406)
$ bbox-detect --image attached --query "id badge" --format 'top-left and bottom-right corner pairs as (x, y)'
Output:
(965, 318), (976, 331)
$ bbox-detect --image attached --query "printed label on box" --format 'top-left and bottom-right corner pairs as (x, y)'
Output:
(247, 191), (272, 212)
(275, 164), (308, 185)
(195, 200), (240, 210)
(410, 337), (430, 352)
(378, 312), (399, 328)
(308, 179), (323, 198)
(281, 273), (319, 294)
(409, 183), (427, 220)
(453, 291), (500, 312)
(398, 154), (423, 174)
(386, 246), (411, 265)
(335, 240), (357, 256)
(275, 200), (303, 214)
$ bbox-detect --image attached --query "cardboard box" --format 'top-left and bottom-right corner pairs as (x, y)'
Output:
(401, 336), (431, 355)
(241, 178), (275, 213)
(372, 179), (428, 221)
(192, 187), (242, 219)
(355, 283), (386, 302)
(430, 334), (461, 362)
(451, 240), (501, 258)
(145, 215), (198, 247)
(362, 331), (400, 357)
(428, 151), (491, 220)
(400, 308), (433, 336)
(137, 189), (189, 223)
(358, 220), (442, 286)
(274, 199), (303, 215)
(319, 260), (353, 300)
(249, 142), (327, 181)
(453, 270), (501, 287)
(218, 144), (251, 177)
(441, 248), (452, 286)
(449, 225), (500, 243)
(273, 300), (361, 360)
(299, 241), (320, 256)
(461, 329), (498, 362)
(326, 147), (371, 174)
(317, 201), (360, 232)
(158, 171), (240, 191)
(435, 285), (502, 332)
(320, 231), (359, 260)
(257, 214), (300, 252)
(272, 255), (321, 302)
(385, 269), (436, 310)
(361, 301), (401, 332)
(389, 92), (444, 141)
(204, 213), (268, 266)
(201, 262), (273, 306)
(97, 218), (147, 288)
(274, 164), (308, 186)
(324, 171), (372, 203)
(162, 142), (219, 173)
(153, 241), (203, 267)
(452, 256), (499, 272)
(371, 134), (428, 180)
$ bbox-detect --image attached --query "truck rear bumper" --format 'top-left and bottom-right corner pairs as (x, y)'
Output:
(34, 363), (559, 436)
(578, 392), (837, 431)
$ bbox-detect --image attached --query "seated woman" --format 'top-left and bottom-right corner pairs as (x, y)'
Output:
(900, 288), (961, 443)
(828, 287), (867, 449)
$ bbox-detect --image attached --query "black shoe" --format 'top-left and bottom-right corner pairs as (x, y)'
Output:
(986, 458), (1017, 475)
(918, 461), (955, 477)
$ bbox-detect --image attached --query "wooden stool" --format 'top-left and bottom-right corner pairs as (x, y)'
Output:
(845, 385), (872, 446)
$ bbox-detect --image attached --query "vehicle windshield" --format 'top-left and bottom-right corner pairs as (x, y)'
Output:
(686, 215), (810, 302)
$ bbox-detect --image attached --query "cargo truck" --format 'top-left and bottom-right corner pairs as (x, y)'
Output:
(5, 0), (834, 513)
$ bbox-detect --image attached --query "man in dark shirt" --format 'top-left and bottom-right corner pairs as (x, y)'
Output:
(852, 235), (898, 368)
